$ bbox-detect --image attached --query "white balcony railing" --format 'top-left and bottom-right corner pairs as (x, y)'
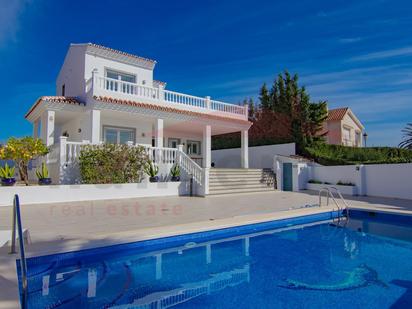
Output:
(92, 74), (248, 120)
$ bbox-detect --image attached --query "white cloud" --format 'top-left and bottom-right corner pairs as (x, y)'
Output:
(349, 46), (412, 61)
(338, 37), (363, 44)
(0, 0), (29, 47)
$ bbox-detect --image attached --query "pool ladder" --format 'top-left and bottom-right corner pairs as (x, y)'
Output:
(318, 187), (350, 226)
(9, 194), (28, 309)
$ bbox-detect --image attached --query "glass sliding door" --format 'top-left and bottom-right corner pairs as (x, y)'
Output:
(103, 126), (136, 144)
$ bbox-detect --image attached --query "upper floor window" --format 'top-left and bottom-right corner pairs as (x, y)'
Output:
(342, 127), (351, 145)
(106, 69), (136, 83)
(355, 131), (361, 146)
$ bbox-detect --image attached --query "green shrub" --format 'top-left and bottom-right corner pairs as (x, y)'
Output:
(79, 144), (148, 184)
(304, 143), (412, 165)
(308, 179), (322, 184)
(336, 181), (355, 186)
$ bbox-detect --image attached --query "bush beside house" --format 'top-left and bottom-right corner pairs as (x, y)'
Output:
(79, 144), (148, 184)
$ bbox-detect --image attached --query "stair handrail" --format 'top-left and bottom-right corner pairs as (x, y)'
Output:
(9, 194), (28, 308)
(176, 150), (203, 184)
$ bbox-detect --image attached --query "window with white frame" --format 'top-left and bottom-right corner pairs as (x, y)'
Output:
(106, 69), (136, 83)
(168, 138), (181, 149)
(105, 69), (136, 93)
(342, 127), (351, 145)
(355, 131), (361, 146)
(103, 126), (136, 144)
(187, 140), (201, 155)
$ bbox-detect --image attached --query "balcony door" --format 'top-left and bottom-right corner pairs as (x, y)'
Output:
(105, 69), (136, 93)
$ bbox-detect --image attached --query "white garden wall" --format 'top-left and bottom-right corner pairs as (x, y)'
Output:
(212, 143), (295, 169)
(363, 163), (412, 200)
(309, 165), (359, 186)
(298, 163), (412, 200)
(0, 181), (189, 207)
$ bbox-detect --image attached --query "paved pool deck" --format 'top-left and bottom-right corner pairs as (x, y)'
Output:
(0, 190), (411, 308)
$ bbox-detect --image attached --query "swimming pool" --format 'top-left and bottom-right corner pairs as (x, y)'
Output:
(18, 210), (412, 308)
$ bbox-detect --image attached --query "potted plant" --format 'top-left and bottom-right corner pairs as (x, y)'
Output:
(144, 160), (159, 182)
(170, 164), (180, 181)
(36, 162), (52, 185)
(0, 163), (16, 186)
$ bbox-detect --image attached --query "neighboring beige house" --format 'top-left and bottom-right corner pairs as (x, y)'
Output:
(324, 107), (364, 147)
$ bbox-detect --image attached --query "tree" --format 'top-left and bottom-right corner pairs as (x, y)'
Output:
(259, 83), (271, 110)
(247, 98), (256, 121)
(0, 137), (48, 185)
(399, 123), (412, 149)
(261, 71), (328, 151)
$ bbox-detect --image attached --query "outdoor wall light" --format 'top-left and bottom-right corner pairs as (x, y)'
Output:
(78, 128), (82, 133)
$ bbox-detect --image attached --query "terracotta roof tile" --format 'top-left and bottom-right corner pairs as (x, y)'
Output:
(86, 43), (156, 64)
(327, 107), (349, 121)
(25, 96), (84, 118)
(94, 96), (251, 125)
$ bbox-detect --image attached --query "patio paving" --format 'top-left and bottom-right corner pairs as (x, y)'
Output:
(0, 190), (411, 308)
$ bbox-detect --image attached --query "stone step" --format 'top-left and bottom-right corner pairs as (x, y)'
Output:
(209, 175), (265, 182)
(209, 184), (273, 191)
(209, 180), (271, 187)
(210, 168), (263, 172)
(208, 187), (274, 195)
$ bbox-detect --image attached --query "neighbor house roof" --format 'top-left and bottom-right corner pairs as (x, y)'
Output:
(327, 107), (349, 121)
(327, 107), (364, 129)
(25, 96), (84, 119)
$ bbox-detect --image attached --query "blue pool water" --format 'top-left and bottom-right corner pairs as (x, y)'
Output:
(19, 211), (412, 308)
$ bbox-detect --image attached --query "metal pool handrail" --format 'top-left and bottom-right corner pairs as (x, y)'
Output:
(318, 187), (349, 225)
(9, 194), (28, 308)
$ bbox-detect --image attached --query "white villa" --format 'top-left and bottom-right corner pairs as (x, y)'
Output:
(25, 43), (258, 195)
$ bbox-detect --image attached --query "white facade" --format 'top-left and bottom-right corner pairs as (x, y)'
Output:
(25, 43), (252, 194)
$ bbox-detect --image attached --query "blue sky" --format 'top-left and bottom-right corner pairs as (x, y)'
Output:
(0, 0), (411, 146)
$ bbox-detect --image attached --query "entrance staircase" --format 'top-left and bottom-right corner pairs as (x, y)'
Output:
(208, 168), (276, 195)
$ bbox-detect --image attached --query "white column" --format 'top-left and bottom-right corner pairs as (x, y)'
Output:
(155, 119), (164, 148)
(205, 96), (211, 109)
(244, 101), (249, 119)
(41, 110), (55, 146)
(59, 136), (68, 184)
(32, 119), (40, 139)
(90, 110), (101, 144)
(202, 125), (211, 168)
(241, 129), (249, 168)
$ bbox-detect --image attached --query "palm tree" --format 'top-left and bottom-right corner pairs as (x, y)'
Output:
(399, 123), (412, 149)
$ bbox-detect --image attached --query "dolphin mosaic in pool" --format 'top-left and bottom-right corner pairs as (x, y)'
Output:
(280, 264), (387, 291)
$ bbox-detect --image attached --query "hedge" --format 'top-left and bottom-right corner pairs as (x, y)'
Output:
(304, 143), (412, 165)
(79, 144), (148, 184)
